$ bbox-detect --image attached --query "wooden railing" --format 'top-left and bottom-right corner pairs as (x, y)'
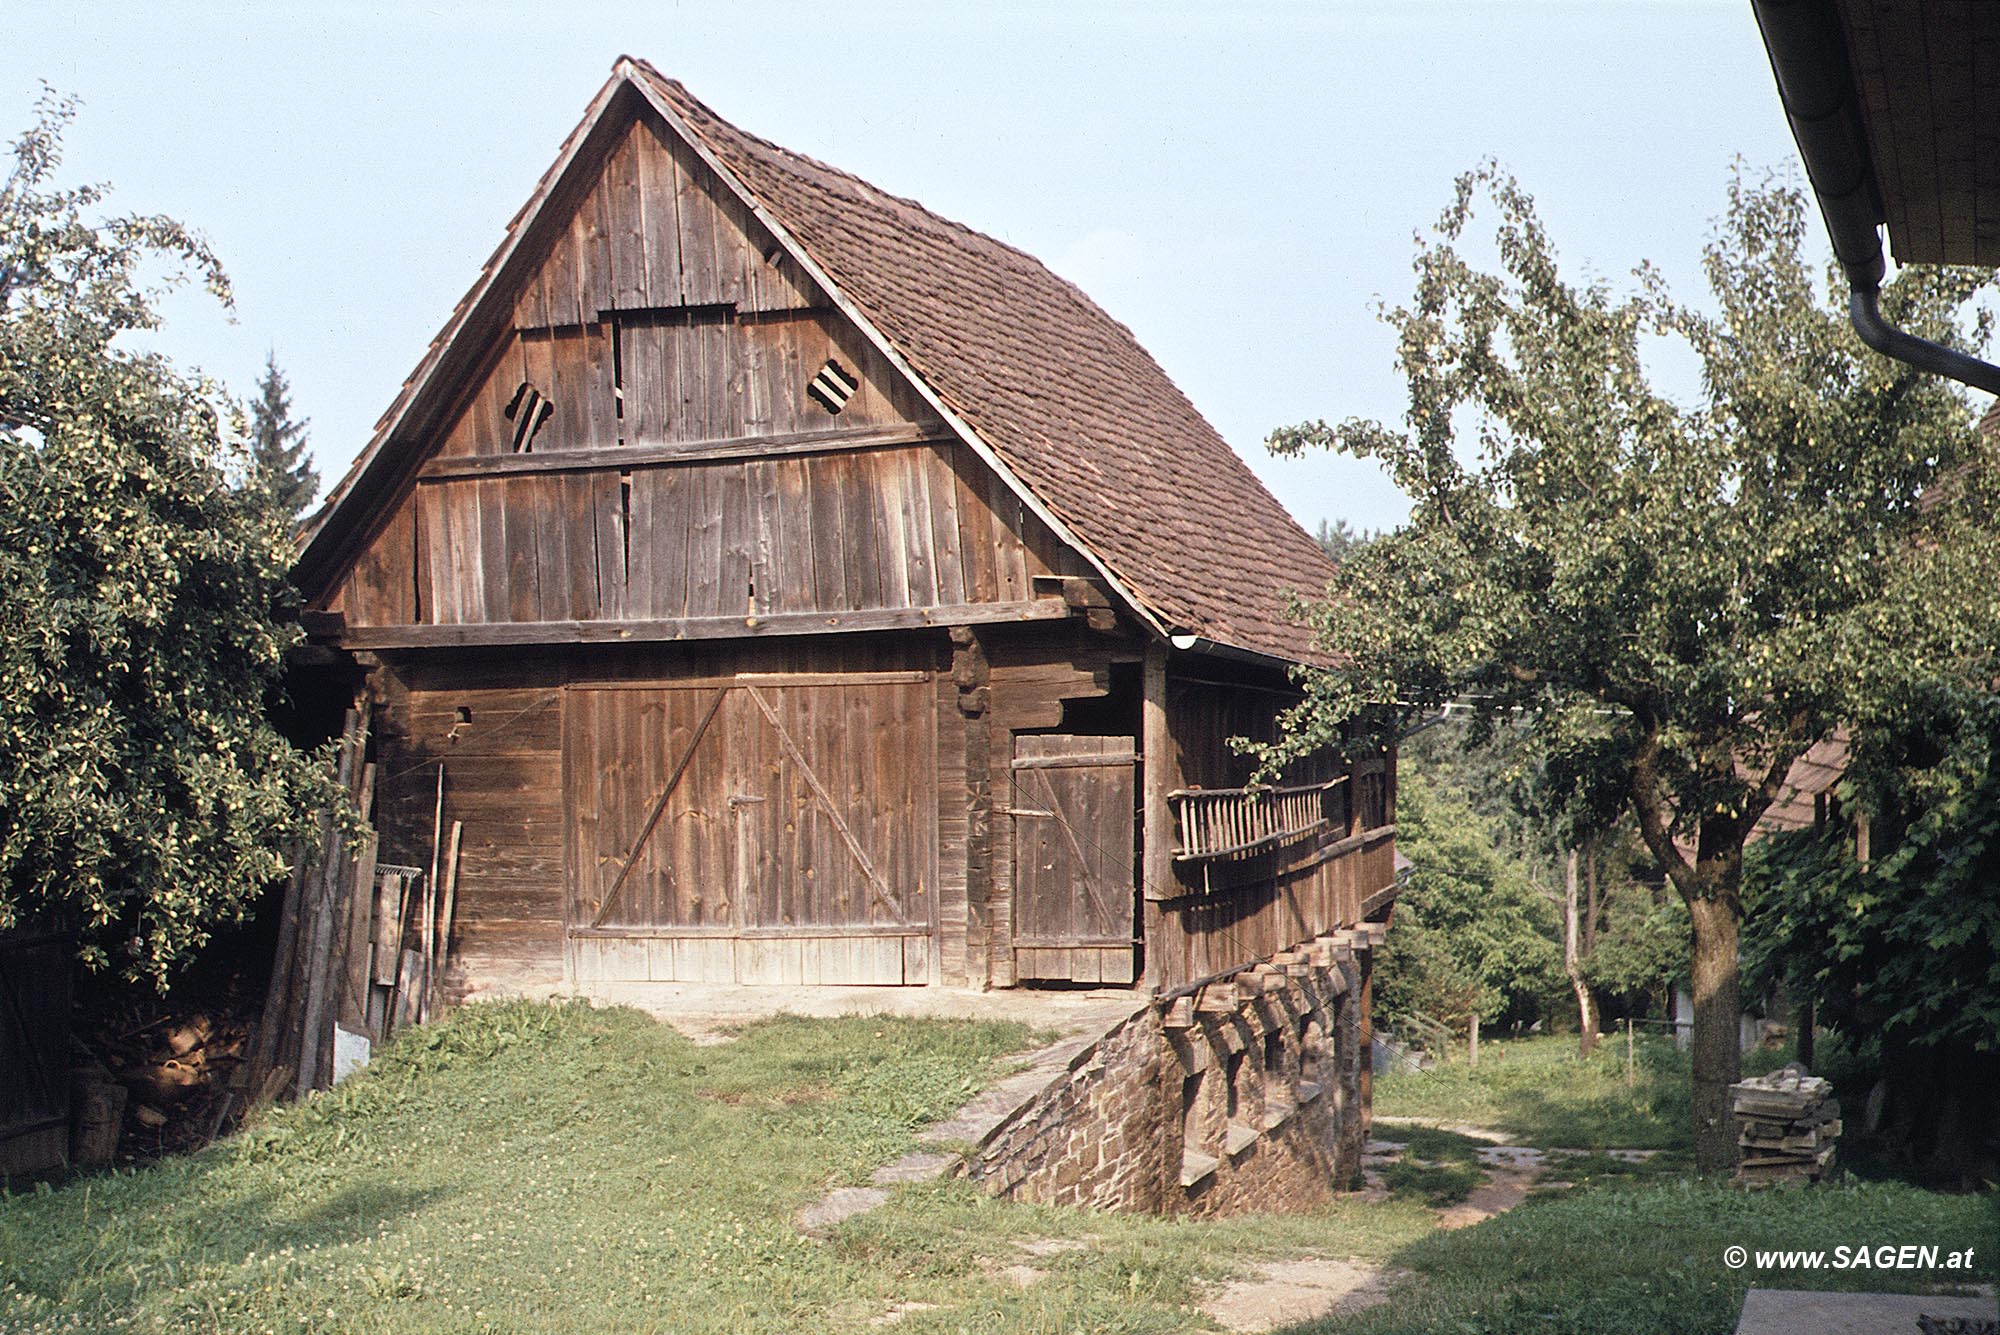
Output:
(1170, 776), (1347, 862)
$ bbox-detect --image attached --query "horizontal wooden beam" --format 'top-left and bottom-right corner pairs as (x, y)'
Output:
(417, 423), (954, 479)
(569, 670), (932, 690)
(1359, 882), (1400, 918)
(337, 598), (1072, 650)
(1009, 751), (1139, 770)
(1293, 823), (1396, 871)
(570, 924), (931, 940)
(1147, 822), (1395, 902)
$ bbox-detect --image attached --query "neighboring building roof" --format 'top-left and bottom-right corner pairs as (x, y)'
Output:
(303, 61), (1337, 665)
(1754, 731), (1852, 838)
(1753, 0), (2000, 272)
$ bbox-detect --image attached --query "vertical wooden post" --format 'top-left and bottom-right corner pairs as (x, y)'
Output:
(1140, 642), (1173, 993)
(244, 848), (311, 1102)
(298, 704), (366, 1095)
(336, 761), (379, 1039)
(951, 627), (992, 989)
(1356, 949), (1375, 1137)
(1469, 1014), (1479, 1068)
(1626, 1016), (1636, 1087)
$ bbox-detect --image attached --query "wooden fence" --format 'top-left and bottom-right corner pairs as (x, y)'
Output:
(0, 921), (72, 1176)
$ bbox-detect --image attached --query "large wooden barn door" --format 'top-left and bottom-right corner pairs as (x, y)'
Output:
(566, 675), (937, 985)
(1009, 736), (1138, 984)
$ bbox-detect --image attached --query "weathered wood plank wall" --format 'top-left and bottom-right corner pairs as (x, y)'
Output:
(371, 658), (568, 999)
(333, 436), (1085, 633)
(322, 99), (1109, 637)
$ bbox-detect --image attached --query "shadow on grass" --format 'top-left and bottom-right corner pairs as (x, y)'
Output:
(2, 1164), (451, 1319)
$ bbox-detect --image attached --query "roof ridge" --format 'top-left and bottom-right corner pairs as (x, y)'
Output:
(622, 60), (1106, 306)
(623, 62), (1316, 559)
(617, 63), (1337, 659)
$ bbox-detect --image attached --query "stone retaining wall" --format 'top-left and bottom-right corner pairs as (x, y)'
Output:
(962, 929), (1377, 1215)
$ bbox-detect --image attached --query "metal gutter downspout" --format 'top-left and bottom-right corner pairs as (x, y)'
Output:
(1849, 287), (2000, 395)
(1752, 0), (2000, 395)
(1166, 632), (1296, 673)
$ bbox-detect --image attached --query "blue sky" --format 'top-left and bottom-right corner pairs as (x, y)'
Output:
(3, 1), (1804, 533)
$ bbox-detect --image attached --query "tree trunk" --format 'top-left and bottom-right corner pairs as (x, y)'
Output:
(1582, 834), (1600, 956)
(1686, 892), (1742, 1175)
(1564, 848), (1600, 1058)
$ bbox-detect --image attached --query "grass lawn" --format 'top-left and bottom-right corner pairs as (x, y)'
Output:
(4, 1005), (1988, 1335)
(1373, 1032), (1699, 1149)
(0, 1001), (1437, 1334)
(1303, 1178), (1996, 1335)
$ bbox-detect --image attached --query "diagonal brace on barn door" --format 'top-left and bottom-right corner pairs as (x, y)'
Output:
(1024, 765), (1128, 932)
(741, 685), (909, 924)
(590, 687), (729, 929)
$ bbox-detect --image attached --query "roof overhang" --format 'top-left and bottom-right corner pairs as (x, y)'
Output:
(1750, 0), (2000, 393)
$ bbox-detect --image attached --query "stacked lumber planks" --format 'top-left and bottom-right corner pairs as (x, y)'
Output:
(1732, 1063), (1841, 1185)
(237, 698), (463, 1119)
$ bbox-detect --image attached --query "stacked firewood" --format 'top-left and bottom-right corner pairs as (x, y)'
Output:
(75, 1012), (249, 1162)
(1732, 1063), (1840, 1185)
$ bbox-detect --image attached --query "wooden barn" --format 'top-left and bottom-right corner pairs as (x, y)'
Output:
(294, 58), (1397, 1002)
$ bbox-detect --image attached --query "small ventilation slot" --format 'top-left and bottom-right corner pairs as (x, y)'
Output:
(806, 359), (860, 415)
(503, 381), (554, 452)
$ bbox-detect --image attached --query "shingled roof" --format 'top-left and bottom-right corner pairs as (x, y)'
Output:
(308, 61), (1337, 663)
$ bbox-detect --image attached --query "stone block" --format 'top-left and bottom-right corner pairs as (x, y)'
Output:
(1179, 1149), (1220, 1188)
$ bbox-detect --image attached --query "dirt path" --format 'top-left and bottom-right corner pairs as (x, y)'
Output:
(1366, 1128), (1663, 1228)
(1191, 1129), (1669, 1330)
(593, 981), (1139, 1045)
(1199, 1257), (1406, 1333)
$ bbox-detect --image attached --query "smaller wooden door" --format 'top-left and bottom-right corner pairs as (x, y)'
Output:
(1010, 735), (1138, 984)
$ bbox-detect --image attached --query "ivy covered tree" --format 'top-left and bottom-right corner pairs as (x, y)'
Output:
(1265, 165), (2000, 1172)
(245, 352), (316, 522)
(0, 93), (334, 986)
(1744, 693), (2000, 1187)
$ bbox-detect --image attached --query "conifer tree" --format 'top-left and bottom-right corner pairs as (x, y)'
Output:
(246, 353), (317, 521)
